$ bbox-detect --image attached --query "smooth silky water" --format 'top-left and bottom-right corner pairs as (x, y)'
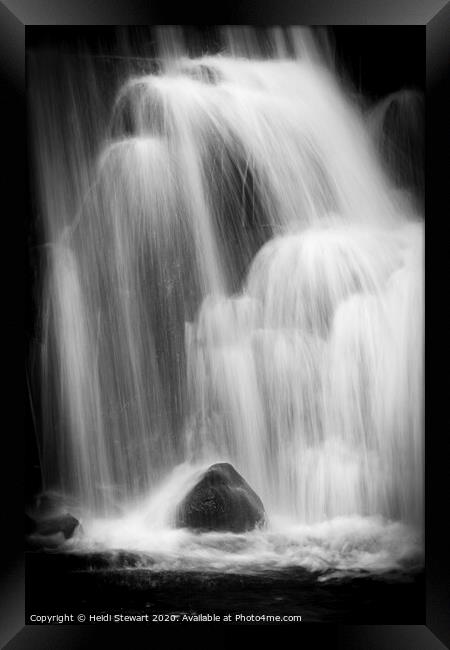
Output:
(32, 28), (424, 584)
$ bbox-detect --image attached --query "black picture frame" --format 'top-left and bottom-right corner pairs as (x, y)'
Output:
(2, 1), (449, 647)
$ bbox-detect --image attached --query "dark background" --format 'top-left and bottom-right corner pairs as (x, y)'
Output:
(26, 25), (425, 97)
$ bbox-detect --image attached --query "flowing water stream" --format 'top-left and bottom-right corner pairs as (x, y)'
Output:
(33, 28), (424, 578)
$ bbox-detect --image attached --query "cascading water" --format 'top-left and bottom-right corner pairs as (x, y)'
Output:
(32, 28), (424, 576)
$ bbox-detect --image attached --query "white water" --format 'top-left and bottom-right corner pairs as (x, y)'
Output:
(34, 28), (424, 576)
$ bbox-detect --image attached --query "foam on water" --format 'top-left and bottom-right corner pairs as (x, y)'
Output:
(66, 474), (423, 578)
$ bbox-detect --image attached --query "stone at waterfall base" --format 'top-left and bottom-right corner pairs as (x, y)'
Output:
(26, 493), (80, 548)
(33, 513), (79, 539)
(175, 463), (266, 533)
(26, 513), (80, 550)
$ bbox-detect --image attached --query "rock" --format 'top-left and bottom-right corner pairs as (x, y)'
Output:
(26, 492), (80, 544)
(175, 462), (265, 533)
(34, 513), (80, 539)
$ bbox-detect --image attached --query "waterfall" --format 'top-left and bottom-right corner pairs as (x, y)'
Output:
(33, 28), (423, 561)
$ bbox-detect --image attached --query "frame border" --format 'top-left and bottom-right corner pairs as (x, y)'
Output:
(2, 1), (449, 647)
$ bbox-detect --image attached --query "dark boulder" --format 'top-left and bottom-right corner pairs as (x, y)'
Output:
(34, 513), (80, 539)
(26, 491), (80, 543)
(175, 463), (265, 533)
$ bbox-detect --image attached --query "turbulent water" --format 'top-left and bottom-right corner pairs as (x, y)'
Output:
(32, 28), (424, 577)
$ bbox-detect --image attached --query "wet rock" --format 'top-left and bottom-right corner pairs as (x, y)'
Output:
(34, 513), (80, 540)
(26, 493), (80, 546)
(175, 462), (265, 533)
